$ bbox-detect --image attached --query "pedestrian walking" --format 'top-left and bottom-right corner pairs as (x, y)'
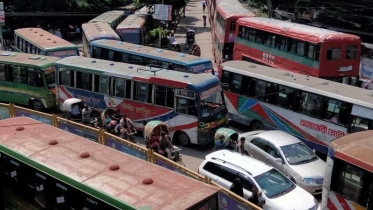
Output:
(202, 1), (206, 13)
(230, 178), (244, 198)
(203, 15), (207, 28)
(183, 7), (186, 18)
(75, 26), (81, 39)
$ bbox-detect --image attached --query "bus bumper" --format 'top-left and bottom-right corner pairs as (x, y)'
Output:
(197, 131), (215, 145)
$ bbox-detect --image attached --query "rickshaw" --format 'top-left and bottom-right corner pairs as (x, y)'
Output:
(214, 127), (239, 150)
(61, 98), (85, 121)
(185, 29), (196, 50)
(144, 120), (184, 166)
(170, 42), (181, 52)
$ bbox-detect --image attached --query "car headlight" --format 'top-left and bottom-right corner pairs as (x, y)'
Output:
(301, 177), (316, 185)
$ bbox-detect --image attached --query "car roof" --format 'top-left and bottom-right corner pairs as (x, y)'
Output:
(252, 130), (301, 146)
(205, 150), (272, 177)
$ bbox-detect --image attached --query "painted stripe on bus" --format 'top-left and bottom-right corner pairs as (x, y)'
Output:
(328, 192), (366, 210)
(235, 38), (320, 69)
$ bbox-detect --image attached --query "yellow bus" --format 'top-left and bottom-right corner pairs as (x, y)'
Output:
(14, 28), (79, 58)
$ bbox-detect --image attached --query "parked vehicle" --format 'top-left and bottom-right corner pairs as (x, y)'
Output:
(198, 150), (319, 210)
(241, 130), (326, 195)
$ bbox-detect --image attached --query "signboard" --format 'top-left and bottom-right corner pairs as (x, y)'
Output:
(47, 50), (78, 58)
(106, 138), (147, 160)
(190, 63), (214, 73)
(360, 57), (373, 81)
(199, 85), (222, 100)
(59, 122), (98, 142)
(15, 110), (52, 125)
(153, 4), (172, 21)
(0, 106), (9, 120)
(218, 192), (250, 210)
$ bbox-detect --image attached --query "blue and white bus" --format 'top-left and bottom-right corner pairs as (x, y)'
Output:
(90, 40), (215, 74)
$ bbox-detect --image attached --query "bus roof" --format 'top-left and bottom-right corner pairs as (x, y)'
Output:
(0, 117), (220, 209)
(89, 10), (125, 24)
(330, 131), (373, 173)
(0, 51), (60, 68)
(236, 17), (361, 43)
(135, 6), (150, 15)
(56, 56), (220, 92)
(82, 22), (120, 42)
(216, 2), (256, 19)
(92, 40), (212, 66)
(116, 14), (146, 30)
(221, 61), (373, 109)
(15, 28), (77, 50)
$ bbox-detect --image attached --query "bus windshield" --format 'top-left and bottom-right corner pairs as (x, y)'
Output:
(47, 50), (78, 58)
(199, 85), (225, 118)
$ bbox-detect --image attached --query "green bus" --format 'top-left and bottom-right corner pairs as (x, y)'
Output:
(89, 10), (126, 29)
(14, 28), (79, 58)
(0, 117), (220, 210)
(0, 51), (60, 110)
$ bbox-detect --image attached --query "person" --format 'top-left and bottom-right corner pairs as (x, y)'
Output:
(118, 114), (134, 133)
(214, 135), (226, 151)
(54, 29), (62, 38)
(203, 15), (207, 28)
(236, 137), (248, 155)
(183, 7), (186, 18)
(159, 131), (173, 159)
(75, 26), (81, 39)
(190, 44), (201, 57)
(81, 105), (92, 125)
(229, 178), (244, 198)
(202, 1), (206, 13)
(248, 187), (260, 206)
(168, 33), (175, 48)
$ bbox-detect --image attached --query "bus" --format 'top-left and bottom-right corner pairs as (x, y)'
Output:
(0, 51), (60, 111)
(234, 17), (362, 84)
(220, 60), (373, 156)
(211, 0), (255, 65)
(56, 56), (228, 146)
(0, 117), (220, 210)
(90, 40), (215, 74)
(115, 14), (153, 45)
(322, 131), (373, 210)
(14, 28), (79, 58)
(81, 22), (121, 57)
(88, 10), (126, 29)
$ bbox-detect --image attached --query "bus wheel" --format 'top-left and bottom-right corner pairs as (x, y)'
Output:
(30, 99), (43, 111)
(250, 121), (264, 131)
(175, 131), (190, 146)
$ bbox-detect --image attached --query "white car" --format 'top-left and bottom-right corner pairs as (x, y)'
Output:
(199, 150), (319, 210)
(242, 130), (326, 195)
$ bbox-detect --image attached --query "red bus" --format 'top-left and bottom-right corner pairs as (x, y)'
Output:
(211, 1), (255, 66)
(234, 17), (362, 84)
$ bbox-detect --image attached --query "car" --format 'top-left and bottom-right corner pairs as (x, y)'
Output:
(241, 130), (326, 195)
(198, 150), (319, 210)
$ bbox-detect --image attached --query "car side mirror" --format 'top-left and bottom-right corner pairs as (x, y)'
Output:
(312, 149), (316, 153)
(275, 158), (284, 163)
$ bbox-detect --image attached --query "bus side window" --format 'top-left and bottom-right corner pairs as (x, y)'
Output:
(350, 116), (373, 133)
(50, 181), (79, 210)
(299, 92), (323, 118)
(107, 50), (115, 61)
(327, 47), (341, 60)
(133, 82), (148, 102)
(27, 71), (43, 87)
(33, 171), (47, 208)
(221, 70), (230, 85)
(230, 73), (243, 93)
(121, 53), (130, 62)
(94, 75), (109, 94)
(76, 72), (92, 91)
(253, 79), (267, 101)
(155, 85), (167, 106)
(113, 78), (125, 98)
(125, 80), (132, 99)
(130, 55), (144, 65)
(0, 64), (5, 80)
(276, 85), (294, 108)
(93, 47), (101, 59)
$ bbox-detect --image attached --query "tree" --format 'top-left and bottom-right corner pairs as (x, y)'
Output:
(133, 0), (187, 11)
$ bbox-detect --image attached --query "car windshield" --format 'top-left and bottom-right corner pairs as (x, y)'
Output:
(199, 91), (226, 118)
(254, 169), (295, 198)
(280, 142), (318, 165)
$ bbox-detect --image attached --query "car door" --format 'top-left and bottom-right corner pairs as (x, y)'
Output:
(238, 173), (255, 200)
(201, 161), (235, 190)
(265, 143), (287, 174)
(247, 137), (268, 162)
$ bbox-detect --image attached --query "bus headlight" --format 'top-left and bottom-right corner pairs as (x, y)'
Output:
(301, 177), (316, 185)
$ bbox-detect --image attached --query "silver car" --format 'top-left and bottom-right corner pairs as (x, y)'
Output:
(241, 130), (326, 195)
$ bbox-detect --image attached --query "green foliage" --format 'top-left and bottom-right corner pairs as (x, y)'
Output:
(150, 27), (170, 38)
(133, 0), (187, 10)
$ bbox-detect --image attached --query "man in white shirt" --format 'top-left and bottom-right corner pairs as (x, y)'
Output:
(81, 105), (92, 125)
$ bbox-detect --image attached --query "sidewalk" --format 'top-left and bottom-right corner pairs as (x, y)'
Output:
(174, 0), (216, 68)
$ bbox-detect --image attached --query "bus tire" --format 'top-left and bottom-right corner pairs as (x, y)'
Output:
(250, 120), (264, 131)
(30, 99), (43, 112)
(175, 131), (190, 146)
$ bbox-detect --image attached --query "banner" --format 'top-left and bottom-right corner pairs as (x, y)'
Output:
(218, 192), (251, 210)
(155, 159), (192, 178)
(360, 57), (373, 81)
(59, 122), (98, 142)
(106, 138), (147, 160)
(0, 106), (9, 120)
(15, 110), (52, 125)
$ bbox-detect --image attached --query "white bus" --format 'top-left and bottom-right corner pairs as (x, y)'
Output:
(220, 60), (373, 157)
